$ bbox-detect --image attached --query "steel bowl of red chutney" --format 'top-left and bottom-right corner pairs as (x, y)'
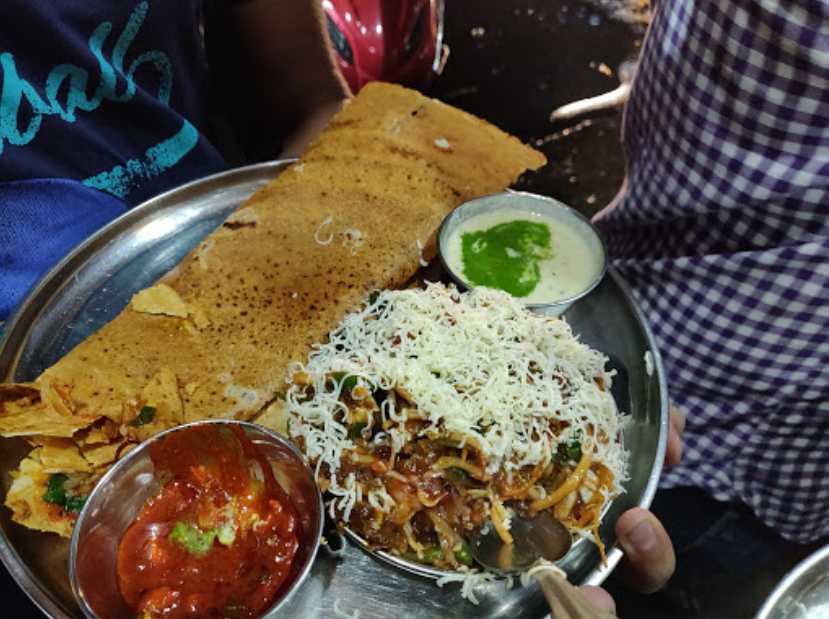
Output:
(68, 420), (324, 619)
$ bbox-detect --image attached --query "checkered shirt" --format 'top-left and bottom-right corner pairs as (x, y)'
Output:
(594, 0), (829, 542)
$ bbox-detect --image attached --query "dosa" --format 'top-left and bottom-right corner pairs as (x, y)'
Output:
(0, 82), (545, 536)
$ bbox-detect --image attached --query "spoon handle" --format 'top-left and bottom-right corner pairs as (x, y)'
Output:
(535, 571), (618, 619)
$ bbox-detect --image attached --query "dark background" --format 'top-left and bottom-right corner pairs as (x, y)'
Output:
(2, 1), (821, 617)
(430, 0), (638, 217)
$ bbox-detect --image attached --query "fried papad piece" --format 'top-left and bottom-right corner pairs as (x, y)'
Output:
(5, 449), (98, 537)
(74, 418), (122, 446)
(80, 442), (122, 469)
(0, 83), (545, 528)
(0, 384), (99, 438)
(27, 437), (91, 473)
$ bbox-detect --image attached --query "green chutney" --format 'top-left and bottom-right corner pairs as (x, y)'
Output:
(460, 220), (552, 297)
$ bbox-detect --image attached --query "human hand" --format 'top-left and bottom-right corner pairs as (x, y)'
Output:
(206, 0), (350, 159)
(279, 98), (349, 158)
(664, 403), (686, 469)
(578, 405), (686, 613)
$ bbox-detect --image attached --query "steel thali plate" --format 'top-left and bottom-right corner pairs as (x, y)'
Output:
(755, 543), (829, 619)
(0, 161), (668, 618)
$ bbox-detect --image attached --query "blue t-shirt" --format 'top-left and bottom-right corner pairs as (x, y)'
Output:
(0, 0), (228, 319)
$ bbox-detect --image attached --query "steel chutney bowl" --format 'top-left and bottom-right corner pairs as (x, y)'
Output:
(437, 191), (608, 317)
(68, 419), (324, 619)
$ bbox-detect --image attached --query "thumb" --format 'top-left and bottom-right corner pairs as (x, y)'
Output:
(579, 585), (617, 613)
(616, 508), (676, 593)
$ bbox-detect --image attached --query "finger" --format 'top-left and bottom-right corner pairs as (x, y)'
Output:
(279, 99), (348, 157)
(664, 404), (686, 467)
(669, 404), (686, 435)
(664, 422), (683, 468)
(579, 585), (616, 614)
(616, 508), (676, 594)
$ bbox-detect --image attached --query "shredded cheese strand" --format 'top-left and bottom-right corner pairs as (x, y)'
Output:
(314, 216), (334, 245)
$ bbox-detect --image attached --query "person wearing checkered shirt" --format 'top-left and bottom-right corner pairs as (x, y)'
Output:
(594, 0), (829, 597)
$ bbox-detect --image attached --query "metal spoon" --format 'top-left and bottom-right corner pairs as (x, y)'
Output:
(469, 514), (618, 619)
(469, 512), (573, 573)
(548, 60), (639, 123)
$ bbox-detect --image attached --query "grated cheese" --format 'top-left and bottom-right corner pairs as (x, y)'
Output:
(314, 216), (334, 245)
(416, 239), (429, 267)
(342, 228), (365, 255)
(367, 485), (396, 513)
(520, 559), (567, 587)
(436, 570), (501, 605)
(332, 598), (361, 619)
(431, 558), (583, 607)
(286, 283), (629, 542)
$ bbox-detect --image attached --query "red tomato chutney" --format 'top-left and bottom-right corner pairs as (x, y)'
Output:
(116, 425), (300, 618)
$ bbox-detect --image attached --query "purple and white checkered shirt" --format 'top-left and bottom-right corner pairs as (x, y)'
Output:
(594, 0), (829, 542)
